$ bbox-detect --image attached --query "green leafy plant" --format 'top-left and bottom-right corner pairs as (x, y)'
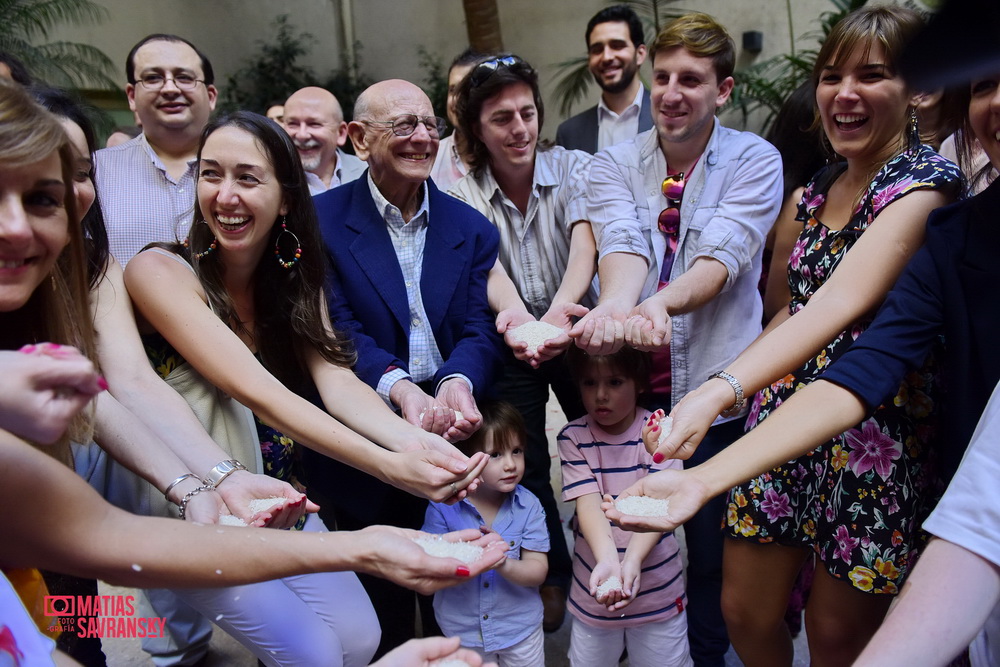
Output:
(729, 0), (867, 133)
(221, 15), (319, 114)
(0, 0), (116, 88)
(417, 47), (448, 125)
(221, 15), (372, 123)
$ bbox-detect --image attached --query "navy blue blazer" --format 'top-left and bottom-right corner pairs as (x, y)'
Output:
(313, 173), (504, 395)
(823, 177), (1000, 480)
(555, 87), (653, 154)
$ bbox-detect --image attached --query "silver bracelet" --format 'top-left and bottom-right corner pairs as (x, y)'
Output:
(203, 459), (247, 489)
(163, 473), (201, 501)
(178, 485), (215, 520)
(711, 370), (745, 417)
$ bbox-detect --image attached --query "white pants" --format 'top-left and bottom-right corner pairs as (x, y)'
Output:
(166, 514), (380, 667)
(568, 611), (692, 667)
(471, 623), (545, 667)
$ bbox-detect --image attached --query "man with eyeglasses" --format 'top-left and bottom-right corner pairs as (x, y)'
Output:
(308, 79), (504, 658)
(571, 13), (782, 667)
(556, 4), (653, 154)
(94, 34), (218, 265)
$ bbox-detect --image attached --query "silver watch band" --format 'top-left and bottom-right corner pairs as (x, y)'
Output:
(204, 459), (247, 489)
(711, 371), (745, 417)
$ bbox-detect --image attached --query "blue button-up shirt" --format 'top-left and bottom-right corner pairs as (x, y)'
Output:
(587, 119), (783, 413)
(422, 485), (549, 652)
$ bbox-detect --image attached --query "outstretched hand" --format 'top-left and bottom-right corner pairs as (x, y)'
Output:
(357, 526), (509, 596)
(496, 308), (536, 362)
(436, 378), (482, 442)
(215, 470), (318, 529)
(645, 377), (736, 461)
(2, 345), (106, 444)
(601, 469), (711, 533)
(387, 447), (489, 504)
(623, 294), (671, 351)
(568, 302), (629, 356)
(373, 636), (497, 667)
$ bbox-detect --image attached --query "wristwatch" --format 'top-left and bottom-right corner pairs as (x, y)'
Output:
(710, 371), (746, 418)
(204, 459), (247, 489)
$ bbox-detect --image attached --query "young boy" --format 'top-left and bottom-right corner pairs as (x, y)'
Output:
(422, 401), (549, 666)
(559, 346), (692, 666)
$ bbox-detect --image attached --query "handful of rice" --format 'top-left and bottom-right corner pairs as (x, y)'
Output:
(414, 535), (484, 564)
(595, 575), (624, 598)
(655, 414), (674, 448)
(217, 497), (287, 527)
(511, 321), (564, 353)
(615, 495), (670, 517)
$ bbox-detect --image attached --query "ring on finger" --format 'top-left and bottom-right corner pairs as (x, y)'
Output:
(450, 482), (458, 496)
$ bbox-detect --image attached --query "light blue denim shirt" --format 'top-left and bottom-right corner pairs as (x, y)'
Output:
(422, 485), (549, 652)
(587, 119), (783, 413)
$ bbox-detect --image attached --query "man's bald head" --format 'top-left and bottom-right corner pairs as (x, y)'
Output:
(283, 86), (348, 185)
(353, 79), (431, 123)
(285, 86), (344, 124)
(348, 79), (440, 210)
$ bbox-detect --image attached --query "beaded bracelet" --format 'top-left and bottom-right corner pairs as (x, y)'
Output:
(178, 485), (216, 520)
(163, 473), (202, 502)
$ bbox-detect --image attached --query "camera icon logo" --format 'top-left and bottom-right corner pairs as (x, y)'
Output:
(44, 596), (75, 616)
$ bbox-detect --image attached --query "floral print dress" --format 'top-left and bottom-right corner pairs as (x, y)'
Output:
(725, 145), (962, 594)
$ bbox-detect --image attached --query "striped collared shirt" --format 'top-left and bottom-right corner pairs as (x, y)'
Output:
(94, 134), (197, 265)
(449, 146), (593, 318)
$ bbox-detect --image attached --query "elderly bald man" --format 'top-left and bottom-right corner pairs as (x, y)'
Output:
(304, 79), (505, 657)
(284, 85), (365, 193)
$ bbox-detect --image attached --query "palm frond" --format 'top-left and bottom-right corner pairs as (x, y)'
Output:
(0, 0), (108, 41)
(0, 0), (114, 89)
(552, 55), (593, 117)
(25, 41), (116, 88)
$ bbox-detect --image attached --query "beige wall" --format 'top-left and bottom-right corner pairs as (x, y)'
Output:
(48, 0), (834, 135)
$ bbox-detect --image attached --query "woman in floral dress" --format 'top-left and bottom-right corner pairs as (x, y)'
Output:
(635, 6), (962, 665)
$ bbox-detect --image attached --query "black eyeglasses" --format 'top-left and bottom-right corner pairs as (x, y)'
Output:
(658, 173), (686, 238)
(137, 73), (205, 91)
(470, 55), (526, 87)
(362, 114), (446, 138)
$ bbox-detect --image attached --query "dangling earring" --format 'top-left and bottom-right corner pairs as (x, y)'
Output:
(183, 220), (217, 260)
(907, 106), (921, 152)
(274, 216), (302, 269)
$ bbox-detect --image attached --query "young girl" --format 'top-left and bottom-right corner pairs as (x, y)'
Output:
(422, 401), (549, 666)
(559, 346), (691, 667)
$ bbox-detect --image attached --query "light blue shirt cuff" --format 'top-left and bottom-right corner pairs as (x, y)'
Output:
(378, 368), (413, 407)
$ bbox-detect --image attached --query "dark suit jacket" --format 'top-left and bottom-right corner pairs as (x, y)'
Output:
(314, 174), (503, 393)
(307, 174), (504, 525)
(555, 87), (653, 154)
(823, 177), (1000, 481)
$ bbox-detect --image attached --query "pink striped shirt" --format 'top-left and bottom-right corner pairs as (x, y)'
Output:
(558, 409), (686, 628)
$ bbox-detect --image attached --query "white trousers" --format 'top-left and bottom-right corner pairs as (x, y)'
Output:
(568, 611), (693, 667)
(161, 514), (379, 667)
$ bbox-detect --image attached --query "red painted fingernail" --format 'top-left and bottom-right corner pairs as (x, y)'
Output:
(97, 376), (109, 391)
(651, 425), (659, 432)
(653, 452), (665, 464)
(20, 345), (36, 354)
(455, 566), (471, 577)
